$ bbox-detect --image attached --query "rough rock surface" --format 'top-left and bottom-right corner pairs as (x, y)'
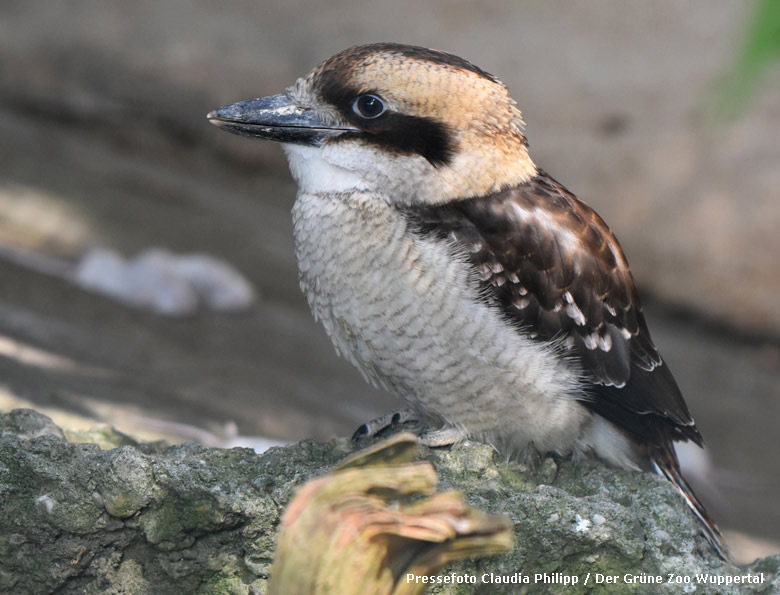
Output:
(1, 409), (778, 594)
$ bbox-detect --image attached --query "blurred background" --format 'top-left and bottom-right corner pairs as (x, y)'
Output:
(0, 0), (778, 561)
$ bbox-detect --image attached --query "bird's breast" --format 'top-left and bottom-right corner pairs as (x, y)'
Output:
(290, 190), (588, 452)
(291, 191), (468, 393)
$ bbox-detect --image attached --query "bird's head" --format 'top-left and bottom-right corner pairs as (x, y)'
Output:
(208, 43), (536, 205)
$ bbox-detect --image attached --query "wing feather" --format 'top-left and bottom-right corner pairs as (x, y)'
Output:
(407, 171), (702, 445)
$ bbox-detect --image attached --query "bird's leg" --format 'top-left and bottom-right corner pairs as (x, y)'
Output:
(351, 409), (419, 441)
(352, 410), (469, 448)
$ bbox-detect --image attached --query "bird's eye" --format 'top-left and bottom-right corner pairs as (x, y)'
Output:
(352, 94), (386, 119)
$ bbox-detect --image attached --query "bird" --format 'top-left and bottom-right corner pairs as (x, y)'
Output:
(207, 42), (726, 558)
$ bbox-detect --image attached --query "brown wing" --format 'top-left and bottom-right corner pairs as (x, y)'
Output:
(407, 171), (702, 446)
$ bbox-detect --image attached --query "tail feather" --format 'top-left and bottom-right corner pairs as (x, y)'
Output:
(650, 447), (730, 561)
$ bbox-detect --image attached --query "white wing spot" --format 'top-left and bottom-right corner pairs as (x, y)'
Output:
(565, 302), (586, 326)
(598, 333), (612, 352)
(477, 264), (492, 281)
(513, 297), (530, 309)
(583, 333), (599, 350)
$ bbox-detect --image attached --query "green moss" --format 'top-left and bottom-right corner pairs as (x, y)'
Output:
(140, 497), (225, 546)
(64, 426), (141, 450)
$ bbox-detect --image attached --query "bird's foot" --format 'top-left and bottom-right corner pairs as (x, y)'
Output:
(351, 409), (419, 441)
(417, 426), (469, 447)
(352, 411), (468, 448)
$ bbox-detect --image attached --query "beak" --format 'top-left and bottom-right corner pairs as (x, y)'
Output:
(207, 93), (356, 146)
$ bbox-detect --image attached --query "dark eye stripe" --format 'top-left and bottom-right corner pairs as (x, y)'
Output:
(349, 112), (454, 166)
(320, 75), (454, 166)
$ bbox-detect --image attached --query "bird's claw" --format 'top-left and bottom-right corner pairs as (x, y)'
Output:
(351, 409), (418, 441)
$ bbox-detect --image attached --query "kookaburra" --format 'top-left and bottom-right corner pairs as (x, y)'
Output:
(208, 43), (725, 557)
